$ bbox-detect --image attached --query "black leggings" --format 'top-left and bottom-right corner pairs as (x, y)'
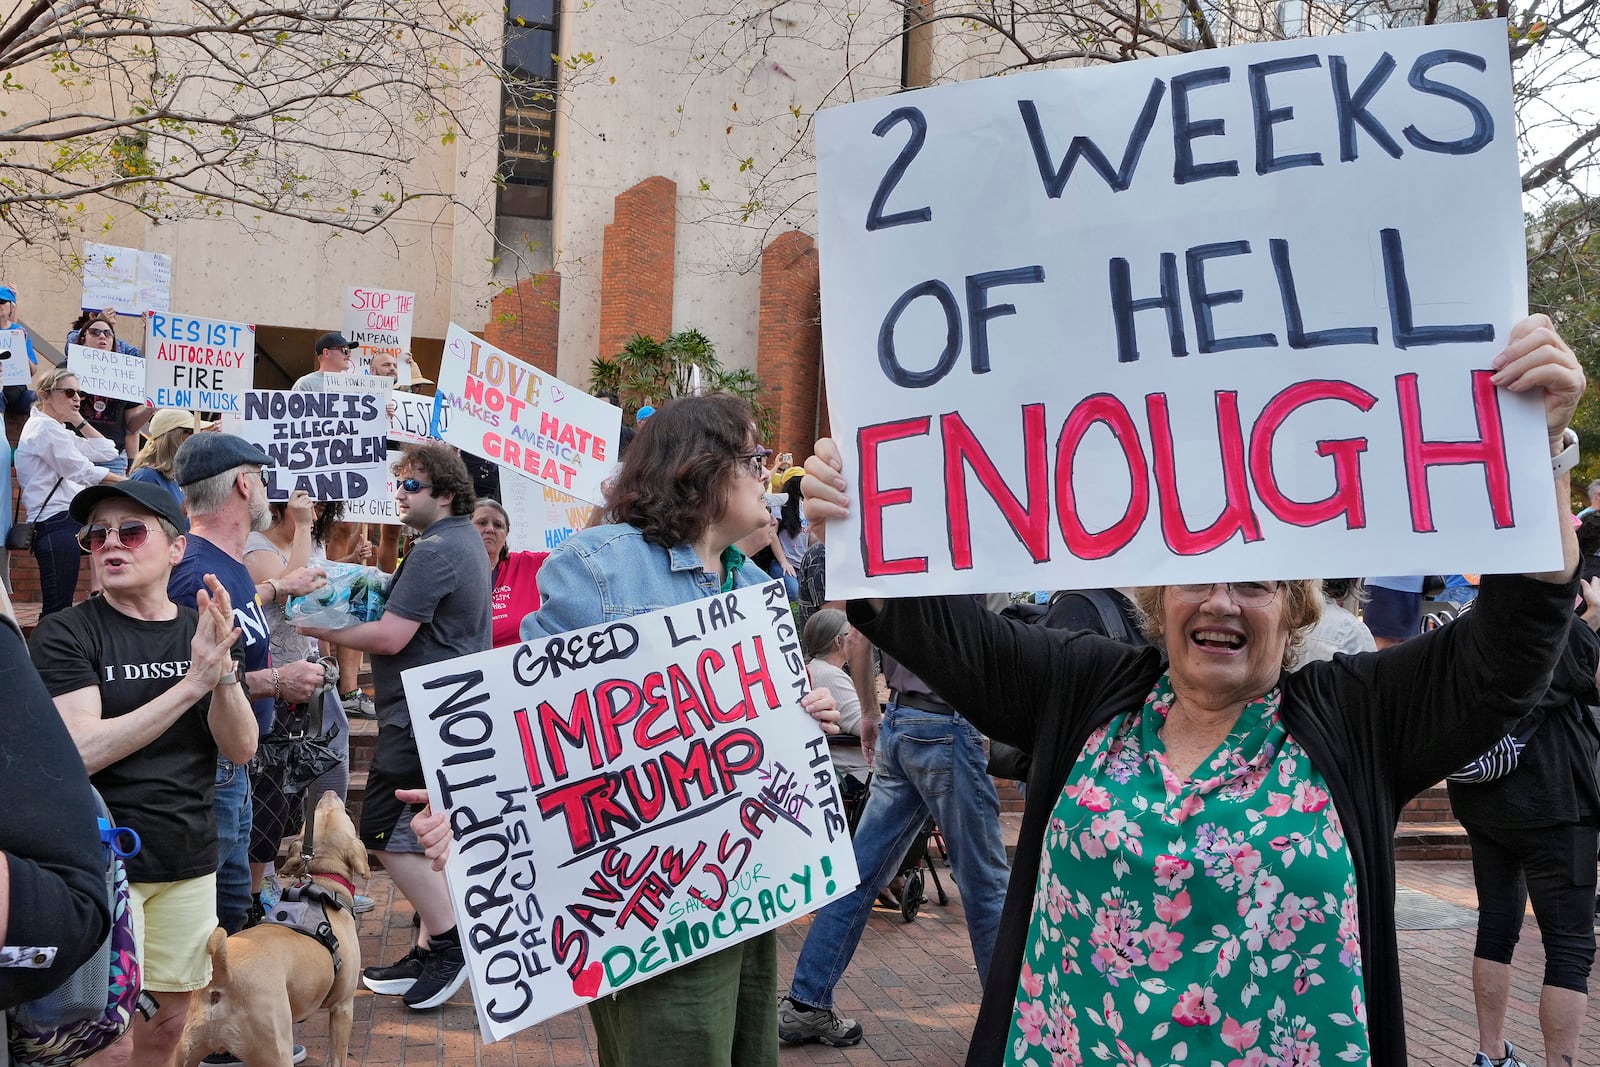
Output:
(1464, 819), (1599, 992)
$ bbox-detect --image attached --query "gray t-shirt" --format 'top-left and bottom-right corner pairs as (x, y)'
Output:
(243, 531), (316, 665)
(373, 514), (492, 728)
(292, 371), (327, 391)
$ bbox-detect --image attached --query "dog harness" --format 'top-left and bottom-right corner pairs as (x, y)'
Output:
(260, 883), (345, 972)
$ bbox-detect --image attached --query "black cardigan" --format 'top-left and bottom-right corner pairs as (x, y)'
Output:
(850, 571), (1575, 1067)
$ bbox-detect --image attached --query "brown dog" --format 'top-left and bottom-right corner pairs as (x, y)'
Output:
(176, 792), (370, 1067)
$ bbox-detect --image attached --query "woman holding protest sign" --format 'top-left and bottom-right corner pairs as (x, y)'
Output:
(471, 497), (549, 648)
(795, 316), (1586, 1066)
(406, 394), (842, 1066)
(16, 367), (124, 615)
(67, 311), (153, 474)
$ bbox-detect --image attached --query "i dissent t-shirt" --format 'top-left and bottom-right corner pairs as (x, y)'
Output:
(29, 597), (218, 883)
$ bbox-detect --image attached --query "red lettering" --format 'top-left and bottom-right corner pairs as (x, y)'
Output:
(1147, 391), (1263, 555)
(857, 418), (931, 576)
(661, 744), (716, 810)
(731, 637), (777, 718)
(540, 411), (560, 437)
(513, 706), (544, 790)
(1249, 380), (1377, 529)
(619, 761), (666, 824)
(1396, 370), (1512, 532)
(940, 404), (1050, 570)
(538, 692), (600, 781)
(600, 846), (656, 889)
(536, 775), (638, 853)
(1055, 393), (1149, 560)
(618, 873), (674, 931)
(711, 728), (764, 793)
(695, 648), (730, 722)
(551, 915), (589, 978)
(594, 678), (641, 764)
(665, 663), (713, 739)
(631, 673), (675, 751)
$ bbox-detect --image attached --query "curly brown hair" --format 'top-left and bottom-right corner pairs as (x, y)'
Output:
(1132, 580), (1323, 672)
(603, 394), (756, 548)
(394, 444), (476, 516)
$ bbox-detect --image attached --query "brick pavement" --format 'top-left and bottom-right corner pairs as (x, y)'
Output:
(284, 859), (1599, 1067)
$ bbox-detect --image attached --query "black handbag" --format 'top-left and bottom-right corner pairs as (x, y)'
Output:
(5, 476), (63, 551)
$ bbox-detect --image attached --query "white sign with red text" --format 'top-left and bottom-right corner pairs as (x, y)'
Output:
(815, 20), (1557, 598)
(435, 324), (620, 504)
(343, 287), (414, 382)
(403, 580), (857, 1040)
(144, 312), (253, 414)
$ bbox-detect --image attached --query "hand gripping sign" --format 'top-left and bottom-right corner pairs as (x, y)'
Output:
(403, 581), (858, 1041)
(435, 324), (621, 505)
(815, 19), (1560, 599)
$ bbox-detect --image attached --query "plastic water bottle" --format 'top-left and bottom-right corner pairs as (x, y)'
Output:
(259, 872), (282, 911)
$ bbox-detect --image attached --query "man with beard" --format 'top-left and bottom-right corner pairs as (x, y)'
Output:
(169, 433), (326, 937)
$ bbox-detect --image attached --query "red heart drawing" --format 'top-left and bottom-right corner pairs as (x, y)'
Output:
(571, 962), (604, 999)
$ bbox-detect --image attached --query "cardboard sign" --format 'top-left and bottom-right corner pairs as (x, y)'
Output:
(343, 287), (414, 381)
(500, 470), (592, 552)
(341, 447), (406, 525)
(83, 241), (172, 315)
(240, 390), (388, 502)
(0, 333), (29, 387)
(814, 20), (1557, 597)
(324, 372), (394, 395)
(436, 324), (621, 504)
(145, 312), (254, 413)
(67, 343), (146, 403)
(403, 580), (858, 1040)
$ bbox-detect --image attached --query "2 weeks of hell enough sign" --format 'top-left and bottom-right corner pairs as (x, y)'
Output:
(403, 580), (859, 1040)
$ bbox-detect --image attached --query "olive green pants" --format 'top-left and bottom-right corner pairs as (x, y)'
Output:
(588, 930), (778, 1067)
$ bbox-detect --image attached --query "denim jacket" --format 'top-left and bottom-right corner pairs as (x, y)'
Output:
(519, 523), (770, 639)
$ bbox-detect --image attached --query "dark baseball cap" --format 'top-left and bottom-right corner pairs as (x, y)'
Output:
(314, 331), (359, 353)
(173, 431), (272, 486)
(69, 479), (189, 534)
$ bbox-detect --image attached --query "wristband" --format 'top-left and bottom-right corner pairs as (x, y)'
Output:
(271, 666), (282, 703)
(267, 578), (283, 603)
(1553, 427), (1579, 478)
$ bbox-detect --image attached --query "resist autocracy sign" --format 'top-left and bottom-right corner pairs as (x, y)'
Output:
(814, 19), (1559, 598)
(403, 581), (858, 1041)
(144, 311), (253, 413)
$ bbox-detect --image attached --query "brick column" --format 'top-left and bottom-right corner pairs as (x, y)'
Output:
(485, 271), (562, 373)
(597, 177), (677, 361)
(755, 230), (822, 454)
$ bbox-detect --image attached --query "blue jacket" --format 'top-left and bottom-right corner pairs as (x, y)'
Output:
(520, 523), (767, 638)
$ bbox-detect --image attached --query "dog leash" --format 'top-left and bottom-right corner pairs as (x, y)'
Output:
(298, 656), (341, 866)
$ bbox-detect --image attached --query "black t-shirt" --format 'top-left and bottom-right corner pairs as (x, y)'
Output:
(80, 394), (133, 452)
(28, 597), (219, 883)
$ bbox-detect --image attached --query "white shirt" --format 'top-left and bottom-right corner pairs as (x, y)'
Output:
(16, 411), (117, 521)
(808, 657), (870, 779)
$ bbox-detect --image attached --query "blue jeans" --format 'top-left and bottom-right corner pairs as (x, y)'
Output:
(214, 758), (254, 934)
(33, 512), (82, 616)
(96, 454), (129, 476)
(787, 703), (1010, 1007)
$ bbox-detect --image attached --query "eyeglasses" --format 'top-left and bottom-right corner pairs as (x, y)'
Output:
(737, 448), (773, 479)
(246, 469), (268, 484)
(1170, 581), (1281, 607)
(77, 520), (153, 553)
(85, 327), (113, 337)
(398, 477), (433, 494)
(54, 387), (81, 400)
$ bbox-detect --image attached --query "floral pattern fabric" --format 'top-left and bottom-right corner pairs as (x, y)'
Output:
(1006, 676), (1369, 1066)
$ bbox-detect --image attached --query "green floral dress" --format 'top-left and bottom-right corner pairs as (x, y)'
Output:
(1005, 676), (1369, 1066)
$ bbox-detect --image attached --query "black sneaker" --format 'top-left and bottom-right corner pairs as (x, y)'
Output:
(403, 941), (466, 1009)
(362, 945), (428, 996)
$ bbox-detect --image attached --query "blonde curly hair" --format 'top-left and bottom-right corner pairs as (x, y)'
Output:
(1132, 580), (1324, 672)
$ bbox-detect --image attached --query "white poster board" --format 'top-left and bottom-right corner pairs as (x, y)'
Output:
(403, 581), (857, 1040)
(815, 20), (1556, 598)
(240, 390), (389, 503)
(343, 287), (415, 382)
(341, 447), (406, 525)
(0, 333), (28, 387)
(144, 312), (254, 413)
(436, 324), (621, 504)
(83, 242), (172, 315)
(500, 470), (591, 552)
(389, 392), (445, 445)
(66, 343), (145, 403)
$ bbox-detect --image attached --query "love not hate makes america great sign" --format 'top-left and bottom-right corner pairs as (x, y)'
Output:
(816, 19), (1563, 598)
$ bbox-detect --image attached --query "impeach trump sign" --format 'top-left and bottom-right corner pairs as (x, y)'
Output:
(402, 581), (858, 1040)
(815, 20), (1561, 598)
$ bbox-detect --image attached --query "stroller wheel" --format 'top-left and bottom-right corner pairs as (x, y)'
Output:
(900, 868), (925, 923)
